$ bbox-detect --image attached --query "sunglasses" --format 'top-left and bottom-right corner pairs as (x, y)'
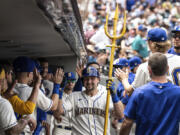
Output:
(172, 33), (180, 38)
(67, 80), (76, 83)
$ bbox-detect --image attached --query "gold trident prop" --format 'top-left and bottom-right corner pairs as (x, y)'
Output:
(103, 5), (126, 135)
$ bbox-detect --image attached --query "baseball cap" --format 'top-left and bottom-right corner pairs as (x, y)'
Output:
(113, 58), (129, 68)
(13, 56), (35, 73)
(147, 28), (167, 42)
(65, 72), (76, 80)
(129, 56), (142, 70)
(82, 66), (99, 78)
(138, 25), (147, 32)
(171, 26), (180, 33)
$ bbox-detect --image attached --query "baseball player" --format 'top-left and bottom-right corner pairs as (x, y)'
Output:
(53, 72), (76, 135)
(120, 53), (180, 135)
(115, 28), (180, 96)
(74, 61), (106, 92)
(55, 66), (124, 135)
(168, 26), (180, 56)
(12, 56), (64, 134)
(0, 66), (37, 135)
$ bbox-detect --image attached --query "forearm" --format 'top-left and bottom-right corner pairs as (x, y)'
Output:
(122, 78), (134, 96)
(53, 99), (64, 118)
(5, 118), (28, 135)
(50, 83), (60, 111)
(50, 94), (59, 111)
(113, 101), (124, 119)
(119, 118), (133, 135)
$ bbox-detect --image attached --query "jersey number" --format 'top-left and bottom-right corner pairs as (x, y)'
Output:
(172, 67), (180, 86)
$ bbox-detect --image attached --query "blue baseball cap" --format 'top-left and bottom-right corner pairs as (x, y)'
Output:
(129, 56), (142, 70)
(172, 26), (180, 33)
(13, 56), (35, 73)
(82, 66), (99, 78)
(114, 58), (129, 67)
(64, 72), (76, 80)
(147, 28), (167, 42)
(138, 25), (147, 31)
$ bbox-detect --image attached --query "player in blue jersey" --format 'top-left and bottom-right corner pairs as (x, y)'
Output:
(168, 26), (180, 56)
(120, 52), (180, 135)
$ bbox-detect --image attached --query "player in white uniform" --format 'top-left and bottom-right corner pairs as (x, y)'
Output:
(115, 28), (180, 95)
(53, 72), (76, 135)
(0, 66), (36, 135)
(55, 66), (124, 135)
(12, 56), (63, 134)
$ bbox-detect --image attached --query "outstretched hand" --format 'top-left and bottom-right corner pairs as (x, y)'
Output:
(76, 60), (85, 78)
(53, 68), (64, 84)
(114, 68), (129, 82)
(33, 68), (42, 88)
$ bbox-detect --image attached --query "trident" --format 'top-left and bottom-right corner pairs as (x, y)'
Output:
(103, 5), (126, 135)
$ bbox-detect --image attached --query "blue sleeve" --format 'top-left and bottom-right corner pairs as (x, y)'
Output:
(124, 91), (138, 120)
(73, 77), (83, 91)
(121, 95), (130, 105)
(117, 82), (124, 100)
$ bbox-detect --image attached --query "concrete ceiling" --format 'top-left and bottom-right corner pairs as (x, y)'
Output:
(0, 0), (75, 59)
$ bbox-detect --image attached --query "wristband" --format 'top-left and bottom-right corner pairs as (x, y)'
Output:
(53, 83), (60, 95)
(59, 90), (63, 99)
(111, 94), (120, 103)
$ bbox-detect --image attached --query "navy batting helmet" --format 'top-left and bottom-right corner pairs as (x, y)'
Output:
(82, 66), (100, 78)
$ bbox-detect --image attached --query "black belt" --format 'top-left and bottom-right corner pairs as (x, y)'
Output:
(57, 125), (72, 130)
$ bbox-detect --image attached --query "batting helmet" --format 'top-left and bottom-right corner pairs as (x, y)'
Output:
(82, 66), (100, 78)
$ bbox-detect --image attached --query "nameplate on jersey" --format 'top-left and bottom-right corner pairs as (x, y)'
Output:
(75, 107), (105, 117)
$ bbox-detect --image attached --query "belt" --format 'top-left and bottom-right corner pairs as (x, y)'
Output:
(57, 125), (72, 130)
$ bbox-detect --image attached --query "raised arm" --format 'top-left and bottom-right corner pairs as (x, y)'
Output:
(50, 68), (64, 111)
(107, 80), (124, 119)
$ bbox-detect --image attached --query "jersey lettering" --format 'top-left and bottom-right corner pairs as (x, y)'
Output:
(75, 107), (105, 117)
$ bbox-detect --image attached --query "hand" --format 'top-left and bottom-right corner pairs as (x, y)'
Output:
(27, 117), (37, 131)
(33, 68), (42, 88)
(115, 68), (128, 82)
(42, 121), (50, 132)
(107, 79), (120, 103)
(106, 79), (116, 95)
(76, 60), (85, 78)
(53, 68), (64, 84)
(3, 80), (17, 99)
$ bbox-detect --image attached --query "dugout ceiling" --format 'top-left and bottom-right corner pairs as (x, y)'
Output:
(0, 0), (86, 59)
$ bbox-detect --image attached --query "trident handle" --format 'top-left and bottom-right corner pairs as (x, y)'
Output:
(103, 5), (126, 135)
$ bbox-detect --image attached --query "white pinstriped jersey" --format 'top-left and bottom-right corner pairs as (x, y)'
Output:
(14, 83), (53, 112)
(0, 96), (17, 135)
(14, 83), (53, 134)
(132, 53), (180, 89)
(64, 90), (114, 135)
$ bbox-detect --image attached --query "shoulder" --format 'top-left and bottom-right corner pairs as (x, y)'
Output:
(0, 97), (10, 106)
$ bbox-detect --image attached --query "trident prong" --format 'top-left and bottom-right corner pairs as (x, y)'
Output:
(103, 4), (126, 135)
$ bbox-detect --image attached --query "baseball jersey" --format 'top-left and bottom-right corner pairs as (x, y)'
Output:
(132, 53), (180, 89)
(54, 92), (72, 135)
(125, 82), (180, 135)
(65, 90), (114, 135)
(0, 96), (17, 135)
(14, 83), (53, 134)
(42, 80), (54, 98)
